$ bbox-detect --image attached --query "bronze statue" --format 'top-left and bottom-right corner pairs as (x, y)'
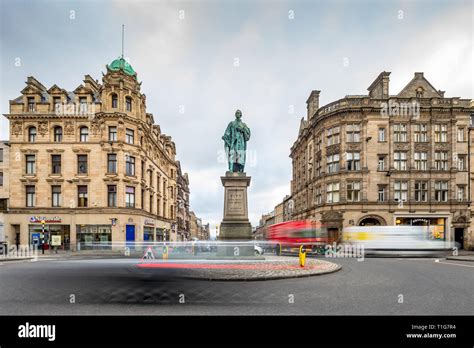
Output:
(222, 109), (251, 173)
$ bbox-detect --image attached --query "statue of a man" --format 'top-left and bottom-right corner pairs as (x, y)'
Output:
(222, 109), (251, 173)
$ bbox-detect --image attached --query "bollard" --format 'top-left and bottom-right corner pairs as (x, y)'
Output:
(299, 245), (306, 267)
(276, 243), (281, 256)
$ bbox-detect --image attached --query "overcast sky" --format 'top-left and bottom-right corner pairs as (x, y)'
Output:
(0, 0), (472, 237)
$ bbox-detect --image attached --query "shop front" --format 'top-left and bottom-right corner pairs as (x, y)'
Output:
(155, 220), (171, 242)
(76, 225), (112, 249)
(156, 228), (164, 241)
(28, 216), (70, 250)
(143, 219), (155, 241)
(395, 216), (447, 240)
(144, 227), (155, 241)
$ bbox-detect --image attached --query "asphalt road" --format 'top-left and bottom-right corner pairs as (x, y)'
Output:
(1, 256), (473, 315)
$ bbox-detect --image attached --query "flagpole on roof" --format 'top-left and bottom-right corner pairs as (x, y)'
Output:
(121, 24), (125, 59)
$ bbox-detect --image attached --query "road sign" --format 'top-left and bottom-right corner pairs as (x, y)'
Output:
(142, 246), (155, 261)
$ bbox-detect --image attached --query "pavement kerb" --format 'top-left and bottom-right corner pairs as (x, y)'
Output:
(0, 257), (35, 262)
(446, 256), (474, 262)
(177, 259), (342, 281)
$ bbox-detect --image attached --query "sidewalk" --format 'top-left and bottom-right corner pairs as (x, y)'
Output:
(0, 249), (121, 262)
(446, 250), (474, 262)
(35, 249), (123, 259)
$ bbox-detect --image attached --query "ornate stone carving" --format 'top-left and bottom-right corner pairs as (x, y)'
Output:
(11, 121), (23, 135)
(38, 121), (48, 135)
(90, 120), (102, 135)
(435, 143), (450, 151)
(414, 143), (431, 152)
(394, 143), (410, 151)
(322, 211), (342, 222)
(64, 121), (75, 135)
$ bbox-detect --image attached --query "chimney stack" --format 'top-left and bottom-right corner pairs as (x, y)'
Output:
(306, 90), (320, 119)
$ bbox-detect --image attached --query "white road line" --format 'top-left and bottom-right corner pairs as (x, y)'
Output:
(436, 261), (474, 268)
(396, 258), (439, 261)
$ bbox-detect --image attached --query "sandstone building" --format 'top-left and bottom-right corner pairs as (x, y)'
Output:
(3, 58), (184, 250)
(189, 211), (210, 240)
(0, 141), (9, 245)
(176, 161), (191, 241)
(290, 72), (474, 249)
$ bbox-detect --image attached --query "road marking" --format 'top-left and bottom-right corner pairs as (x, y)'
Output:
(436, 261), (474, 268)
(396, 258), (440, 261)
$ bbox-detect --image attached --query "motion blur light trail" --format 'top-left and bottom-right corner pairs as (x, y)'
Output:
(137, 262), (320, 270)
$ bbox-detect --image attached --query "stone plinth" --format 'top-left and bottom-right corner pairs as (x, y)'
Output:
(218, 172), (253, 256)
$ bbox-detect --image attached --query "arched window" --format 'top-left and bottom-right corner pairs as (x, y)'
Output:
(28, 127), (37, 142)
(54, 126), (63, 142)
(125, 97), (132, 112)
(111, 93), (118, 109)
(79, 126), (89, 142)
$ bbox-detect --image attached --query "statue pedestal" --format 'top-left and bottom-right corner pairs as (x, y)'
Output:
(218, 171), (253, 257)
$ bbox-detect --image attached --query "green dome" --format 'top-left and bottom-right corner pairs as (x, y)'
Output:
(107, 57), (136, 77)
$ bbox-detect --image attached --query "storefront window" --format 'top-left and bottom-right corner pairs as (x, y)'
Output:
(144, 227), (154, 241)
(29, 224), (70, 250)
(76, 225), (112, 249)
(395, 217), (446, 240)
(156, 228), (164, 241)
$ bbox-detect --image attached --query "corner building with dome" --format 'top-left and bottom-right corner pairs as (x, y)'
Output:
(3, 57), (186, 250)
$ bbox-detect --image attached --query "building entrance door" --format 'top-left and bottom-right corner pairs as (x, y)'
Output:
(126, 225), (135, 246)
(455, 228), (464, 249)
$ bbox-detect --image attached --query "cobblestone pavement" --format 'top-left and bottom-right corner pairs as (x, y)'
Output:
(145, 256), (342, 281)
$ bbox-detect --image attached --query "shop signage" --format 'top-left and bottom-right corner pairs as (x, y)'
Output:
(144, 219), (155, 227)
(412, 218), (429, 224)
(30, 216), (61, 224)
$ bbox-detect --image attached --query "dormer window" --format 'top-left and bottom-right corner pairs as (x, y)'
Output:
(28, 126), (37, 142)
(79, 97), (88, 113)
(53, 97), (61, 113)
(125, 96), (132, 112)
(111, 93), (118, 108)
(79, 126), (89, 142)
(27, 97), (35, 112)
(416, 87), (424, 98)
(54, 126), (63, 142)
